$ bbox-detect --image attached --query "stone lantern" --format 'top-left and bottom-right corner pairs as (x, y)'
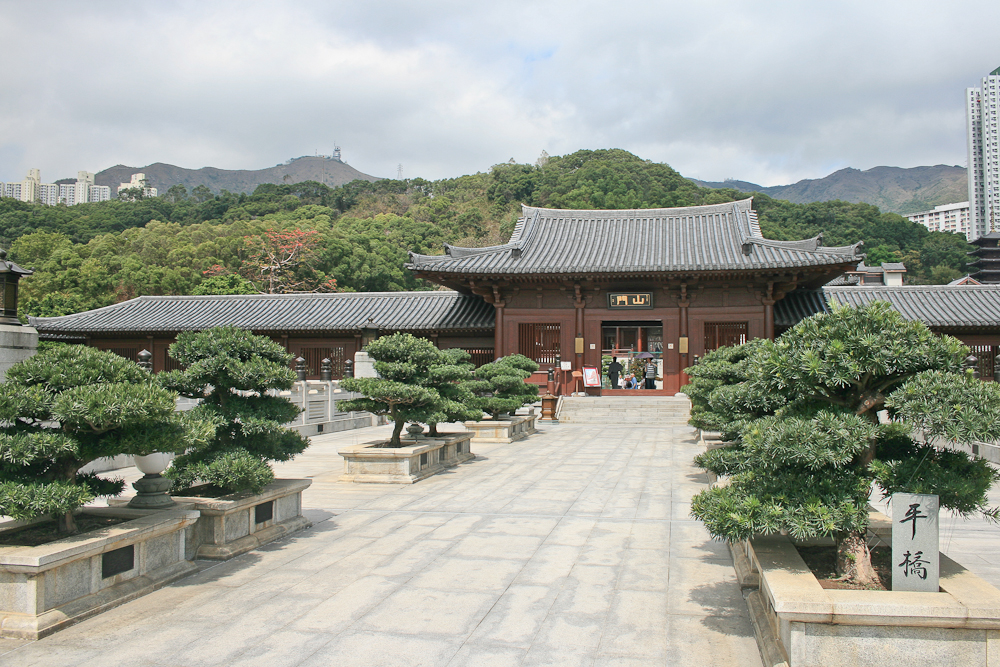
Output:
(0, 249), (37, 381)
(0, 249), (31, 326)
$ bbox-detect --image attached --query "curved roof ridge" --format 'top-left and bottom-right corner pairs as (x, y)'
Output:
(518, 198), (755, 219)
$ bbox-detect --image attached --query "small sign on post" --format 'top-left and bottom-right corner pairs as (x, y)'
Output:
(891, 493), (939, 592)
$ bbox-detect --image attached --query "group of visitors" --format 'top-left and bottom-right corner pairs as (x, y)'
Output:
(606, 357), (658, 390)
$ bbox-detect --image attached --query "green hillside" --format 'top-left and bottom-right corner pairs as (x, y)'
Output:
(1, 149), (971, 320)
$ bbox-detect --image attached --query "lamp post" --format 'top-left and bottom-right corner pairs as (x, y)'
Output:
(129, 348), (175, 508)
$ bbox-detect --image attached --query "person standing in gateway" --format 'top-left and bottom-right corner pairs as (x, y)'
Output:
(644, 359), (657, 390)
(607, 357), (623, 389)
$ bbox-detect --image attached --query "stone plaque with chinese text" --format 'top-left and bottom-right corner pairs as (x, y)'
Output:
(891, 493), (939, 592)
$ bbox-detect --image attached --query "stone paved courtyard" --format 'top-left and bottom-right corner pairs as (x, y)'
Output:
(0, 421), (761, 665)
(5, 416), (1000, 666)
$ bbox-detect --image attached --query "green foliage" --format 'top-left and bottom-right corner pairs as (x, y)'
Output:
(685, 339), (770, 435)
(339, 333), (448, 446)
(689, 303), (1000, 557)
(5, 150), (974, 315)
(191, 273), (257, 295)
(0, 346), (207, 530)
(158, 327), (309, 494)
(466, 354), (539, 420)
(424, 348), (481, 435)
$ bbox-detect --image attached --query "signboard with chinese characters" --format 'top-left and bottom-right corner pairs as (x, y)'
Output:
(607, 293), (653, 309)
(891, 493), (939, 592)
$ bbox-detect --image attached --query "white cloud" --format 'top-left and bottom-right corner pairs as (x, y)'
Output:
(1, 0), (998, 186)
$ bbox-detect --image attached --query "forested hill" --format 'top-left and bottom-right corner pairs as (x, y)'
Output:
(0, 149), (972, 320)
(95, 156), (378, 195)
(692, 164), (967, 215)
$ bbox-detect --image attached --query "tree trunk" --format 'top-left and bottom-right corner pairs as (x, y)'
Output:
(835, 531), (880, 587)
(427, 422), (439, 437)
(57, 511), (77, 534)
(389, 416), (405, 447)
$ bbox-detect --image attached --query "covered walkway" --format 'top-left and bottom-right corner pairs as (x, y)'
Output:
(2, 420), (761, 666)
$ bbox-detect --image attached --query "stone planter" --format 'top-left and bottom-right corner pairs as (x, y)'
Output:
(338, 432), (474, 484)
(169, 479), (312, 561)
(0, 506), (199, 639)
(742, 530), (1000, 667)
(463, 414), (537, 444)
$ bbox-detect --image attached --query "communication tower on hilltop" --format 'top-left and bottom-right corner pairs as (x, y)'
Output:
(397, 164), (403, 180)
(333, 144), (341, 161)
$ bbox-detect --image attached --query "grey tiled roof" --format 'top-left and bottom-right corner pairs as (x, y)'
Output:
(774, 289), (831, 327)
(30, 291), (495, 336)
(775, 285), (1000, 329)
(824, 286), (1000, 328)
(407, 199), (863, 277)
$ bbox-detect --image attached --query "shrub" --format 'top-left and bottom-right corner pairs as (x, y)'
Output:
(0, 346), (212, 533)
(465, 354), (539, 420)
(158, 327), (309, 494)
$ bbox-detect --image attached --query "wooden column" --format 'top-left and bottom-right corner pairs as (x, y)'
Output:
(494, 304), (505, 358)
(679, 283), (691, 385)
(763, 281), (776, 340)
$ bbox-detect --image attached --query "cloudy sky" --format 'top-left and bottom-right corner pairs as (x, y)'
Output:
(2, 1), (998, 187)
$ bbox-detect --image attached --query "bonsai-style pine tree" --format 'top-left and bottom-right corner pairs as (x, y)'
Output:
(0, 346), (212, 533)
(339, 333), (445, 447)
(685, 338), (771, 438)
(690, 302), (1000, 586)
(424, 348), (482, 436)
(466, 354), (539, 420)
(158, 327), (310, 494)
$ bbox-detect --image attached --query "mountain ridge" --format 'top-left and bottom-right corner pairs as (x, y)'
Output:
(94, 156), (379, 195)
(691, 164), (967, 215)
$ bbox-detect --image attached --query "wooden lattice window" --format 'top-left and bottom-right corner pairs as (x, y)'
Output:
(519, 323), (560, 364)
(969, 344), (997, 381)
(296, 346), (347, 379)
(106, 347), (139, 362)
(461, 348), (495, 368)
(704, 322), (748, 352)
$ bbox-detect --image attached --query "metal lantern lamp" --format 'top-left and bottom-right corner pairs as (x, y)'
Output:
(0, 249), (32, 325)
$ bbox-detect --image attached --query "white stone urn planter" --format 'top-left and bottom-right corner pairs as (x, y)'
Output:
(0, 506), (199, 639)
(463, 413), (537, 444)
(339, 432), (474, 484)
(740, 519), (1000, 667)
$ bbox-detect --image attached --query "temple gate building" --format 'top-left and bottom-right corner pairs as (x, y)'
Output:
(29, 198), (1000, 394)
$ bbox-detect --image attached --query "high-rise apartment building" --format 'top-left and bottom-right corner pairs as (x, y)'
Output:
(1, 169), (110, 205)
(906, 201), (972, 240)
(117, 173), (157, 198)
(967, 66), (1000, 239)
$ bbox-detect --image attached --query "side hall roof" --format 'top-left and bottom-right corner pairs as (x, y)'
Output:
(407, 199), (864, 278)
(775, 285), (1000, 329)
(29, 291), (495, 337)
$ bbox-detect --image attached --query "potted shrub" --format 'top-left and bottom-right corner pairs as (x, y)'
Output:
(688, 303), (1000, 665)
(337, 333), (475, 483)
(0, 346), (209, 638)
(463, 354), (539, 443)
(155, 327), (314, 559)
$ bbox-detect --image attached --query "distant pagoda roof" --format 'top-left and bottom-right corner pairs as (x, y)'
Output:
(407, 199), (864, 289)
(29, 291), (495, 338)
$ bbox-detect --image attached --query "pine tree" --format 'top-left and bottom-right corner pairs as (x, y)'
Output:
(338, 333), (445, 447)
(158, 327), (309, 494)
(0, 346), (212, 533)
(465, 354), (539, 420)
(690, 302), (1000, 585)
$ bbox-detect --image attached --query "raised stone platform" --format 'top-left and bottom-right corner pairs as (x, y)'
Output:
(556, 395), (692, 424)
(0, 507), (199, 639)
(170, 478), (312, 560)
(463, 414), (537, 444)
(338, 432), (474, 483)
(743, 531), (1000, 666)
